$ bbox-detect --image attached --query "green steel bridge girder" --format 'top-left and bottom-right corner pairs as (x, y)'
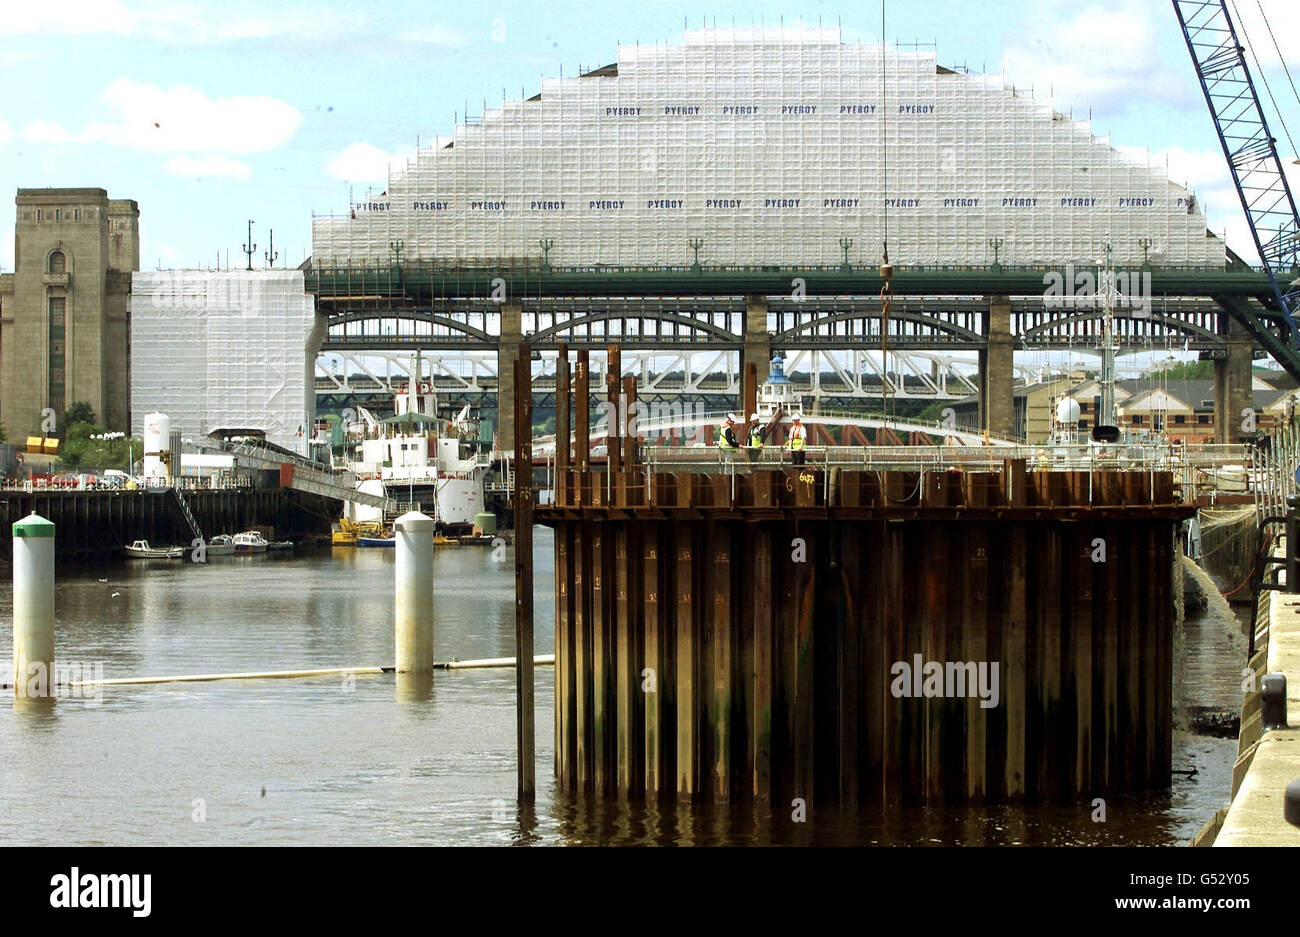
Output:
(1212, 293), (1300, 376)
(304, 263), (1281, 301)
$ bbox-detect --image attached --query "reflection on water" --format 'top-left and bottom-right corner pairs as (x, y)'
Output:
(0, 529), (1241, 845)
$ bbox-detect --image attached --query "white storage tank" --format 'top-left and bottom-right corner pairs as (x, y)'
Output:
(143, 412), (171, 478)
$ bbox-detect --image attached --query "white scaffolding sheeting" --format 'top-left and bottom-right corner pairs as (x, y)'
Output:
(130, 271), (322, 455)
(311, 26), (1222, 269)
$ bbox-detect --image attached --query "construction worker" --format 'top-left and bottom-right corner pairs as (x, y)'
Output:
(717, 413), (741, 459)
(785, 412), (807, 465)
(746, 413), (766, 448)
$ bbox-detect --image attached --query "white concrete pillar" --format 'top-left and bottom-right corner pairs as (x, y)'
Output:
(12, 512), (55, 699)
(394, 510), (434, 673)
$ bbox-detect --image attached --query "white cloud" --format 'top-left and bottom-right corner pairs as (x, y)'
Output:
(326, 142), (415, 183)
(0, 0), (134, 36)
(20, 119), (74, 144)
(0, 1), (362, 42)
(1000, 3), (1196, 114)
(155, 243), (184, 267)
(394, 26), (469, 46)
(22, 78), (300, 154)
(1232, 1), (1300, 63)
(164, 154), (252, 180)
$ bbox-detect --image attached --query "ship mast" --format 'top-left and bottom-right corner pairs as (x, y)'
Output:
(1098, 242), (1118, 430)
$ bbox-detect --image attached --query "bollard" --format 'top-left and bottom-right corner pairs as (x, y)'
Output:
(1286, 779), (1300, 827)
(12, 513), (55, 699)
(394, 511), (435, 673)
(1261, 673), (1288, 729)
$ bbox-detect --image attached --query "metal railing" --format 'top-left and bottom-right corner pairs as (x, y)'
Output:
(305, 258), (1272, 278)
(639, 441), (1253, 504)
(1255, 423), (1300, 519)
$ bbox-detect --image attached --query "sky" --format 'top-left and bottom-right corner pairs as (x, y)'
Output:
(1, 0), (1297, 277)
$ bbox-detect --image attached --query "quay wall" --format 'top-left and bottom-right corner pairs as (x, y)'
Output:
(1196, 539), (1300, 846)
(0, 487), (334, 560)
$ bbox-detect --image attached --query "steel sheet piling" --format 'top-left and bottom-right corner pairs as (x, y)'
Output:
(539, 458), (1188, 805)
(513, 357), (536, 801)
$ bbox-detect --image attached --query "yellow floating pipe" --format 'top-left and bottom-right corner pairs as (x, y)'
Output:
(2, 656), (558, 690)
(439, 654), (556, 670)
(69, 666), (391, 688)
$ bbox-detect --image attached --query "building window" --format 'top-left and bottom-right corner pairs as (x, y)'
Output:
(54, 209), (62, 222)
(1079, 402), (1088, 412)
(1174, 414), (1185, 425)
(1198, 415), (1209, 424)
(73, 208), (81, 221)
(1132, 415), (1143, 425)
(48, 296), (66, 417)
(48, 251), (66, 275)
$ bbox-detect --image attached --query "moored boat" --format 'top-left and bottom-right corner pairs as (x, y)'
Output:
(232, 531), (269, 554)
(207, 534), (235, 556)
(123, 539), (184, 559)
(267, 540), (294, 551)
(357, 535), (396, 548)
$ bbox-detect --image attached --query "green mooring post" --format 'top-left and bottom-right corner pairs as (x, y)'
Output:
(12, 513), (55, 701)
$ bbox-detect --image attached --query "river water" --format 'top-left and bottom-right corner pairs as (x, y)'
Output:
(0, 529), (1243, 846)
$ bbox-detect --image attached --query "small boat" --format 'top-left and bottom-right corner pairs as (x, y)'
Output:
(232, 531), (269, 554)
(267, 540), (294, 551)
(123, 539), (184, 559)
(358, 535), (396, 548)
(207, 534), (235, 556)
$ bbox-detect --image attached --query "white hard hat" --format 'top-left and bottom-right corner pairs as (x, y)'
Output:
(792, 413), (803, 421)
(749, 412), (760, 421)
(726, 412), (737, 423)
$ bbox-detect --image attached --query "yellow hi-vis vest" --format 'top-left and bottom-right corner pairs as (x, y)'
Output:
(747, 426), (764, 448)
(717, 423), (738, 450)
(786, 424), (806, 450)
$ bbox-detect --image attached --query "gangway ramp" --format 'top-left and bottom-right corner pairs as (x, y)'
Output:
(217, 442), (398, 511)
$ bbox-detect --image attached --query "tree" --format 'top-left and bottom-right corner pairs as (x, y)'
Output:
(1148, 359), (1213, 380)
(61, 401), (96, 430)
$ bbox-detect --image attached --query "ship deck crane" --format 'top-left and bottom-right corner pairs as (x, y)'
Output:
(1174, 0), (1300, 379)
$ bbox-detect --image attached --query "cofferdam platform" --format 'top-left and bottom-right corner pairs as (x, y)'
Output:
(537, 463), (1192, 806)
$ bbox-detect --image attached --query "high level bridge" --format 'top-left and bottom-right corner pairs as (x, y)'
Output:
(306, 260), (1284, 447)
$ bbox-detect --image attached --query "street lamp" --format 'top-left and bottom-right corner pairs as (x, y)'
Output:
(688, 237), (705, 272)
(988, 237), (1004, 270)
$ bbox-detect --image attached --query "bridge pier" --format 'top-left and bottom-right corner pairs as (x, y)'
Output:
(742, 296), (771, 389)
(979, 296), (1016, 439)
(1214, 316), (1253, 443)
(498, 301), (523, 452)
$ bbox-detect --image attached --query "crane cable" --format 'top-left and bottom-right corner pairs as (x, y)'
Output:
(1255, 0), (1300, 110)
(879, 0), (895, 419)
(1229, 0), (1299, 160)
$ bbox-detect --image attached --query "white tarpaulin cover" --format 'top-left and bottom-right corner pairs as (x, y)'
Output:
(129, 270), (323, 455)
(311, 26), (1222, 269)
